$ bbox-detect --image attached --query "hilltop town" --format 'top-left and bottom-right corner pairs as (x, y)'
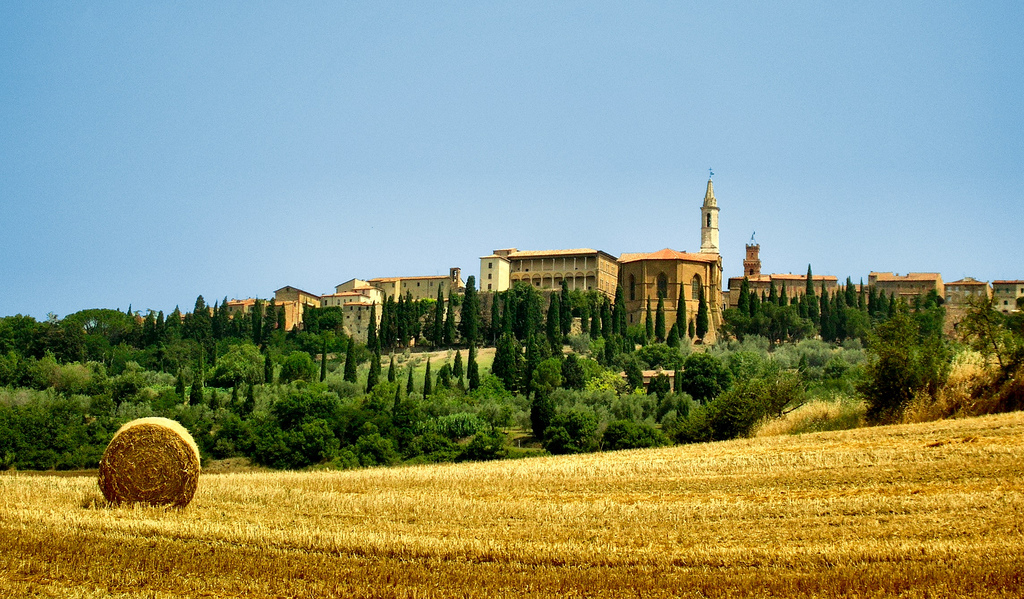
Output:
(224, 177), (1023, 343)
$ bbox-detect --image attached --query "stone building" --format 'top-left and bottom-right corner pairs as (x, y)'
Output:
(726, 244), (838, 308)
(617, 177), (725, 343)
(273, 286), (321, 331)
(945, 277), (992, 307)
(868, 272), (944, 301)
(367, 268), (464, 301)
(479, 248), (619, 299)
(992, 280), (1024, 313)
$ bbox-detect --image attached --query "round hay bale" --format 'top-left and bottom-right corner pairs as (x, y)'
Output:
(98, 417), (201, 508)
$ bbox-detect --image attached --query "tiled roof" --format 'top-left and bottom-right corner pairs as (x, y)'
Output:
(226, 298), (256, 306)
(947, 278), (989, 286)
(322, 291), (375, 298)
(509, 248), (600, 258)
(870, 272), (942, 282)
(619, 248), (720, 264)
(369, 275), (450, 283)
(993, 280), (1024, 285)
(275, 286), (319, 298)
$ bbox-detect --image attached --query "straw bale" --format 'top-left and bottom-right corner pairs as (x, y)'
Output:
(98, 417), (201, 508)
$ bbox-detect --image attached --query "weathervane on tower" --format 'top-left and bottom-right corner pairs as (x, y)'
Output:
(709, 167), (714, 179)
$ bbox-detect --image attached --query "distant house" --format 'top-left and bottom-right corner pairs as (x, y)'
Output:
(992, 280), (1024, 313)
(367, 268), (465, 301)
(868, 272), (944, 301)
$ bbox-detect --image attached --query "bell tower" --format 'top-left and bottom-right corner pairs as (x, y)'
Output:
(700, 175), (720, 254)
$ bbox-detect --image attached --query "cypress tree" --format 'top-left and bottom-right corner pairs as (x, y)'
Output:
(277, 303), (286, 331)
(433, 286), (445, 347)
(546, 294), (561, 352)
(406, 366), (415, 395)
(696, 287), (709, 342)
(614, 285), (627, 336)
(750, 289), (761, 317)
(366, 349), (381, 392)
(805, 264), (815, 296)
(819, 285), (832, 340)
(264, 352), (273, 384)
(779, 281), (788, 306)
(655, 295), (666, 343)
(453, 350), (463, 379)
(492, 333), (521, 393)
(460, 275), (480, 346)
(559, 280), (572, 339)
(396, 294), (409, 348)
(688, 318), (696, 339)
(242, 383), (255, 416)
(467, 344), (480, 390)
(252, 299), (263, 346)
(590, 309), (601, 339)
(387, 354), (396, 382)
(189, 354), (205, 405)
(645, 298), (654, 341)
(667, 321), (680, 348)
(443, 289), (456, 347)
(343, 340), (357, 383)
(423, 358), (432, 396)
(737, 278), (750, 314)
(175, 368), (186, 401)
(858, 279), (866, 311)
(264, 299), (278, 341)
(523, 335), (540, 398)
(832, 290), (845, 341)
(768, 280), (778, 305)
(367, 304), (379, 354)
(676, 282), (687, 337)
(320, 338), (328, 382)
(602, 298), (613, 339)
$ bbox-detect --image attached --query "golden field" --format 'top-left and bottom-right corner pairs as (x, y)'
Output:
(3, 413), (1024, 598)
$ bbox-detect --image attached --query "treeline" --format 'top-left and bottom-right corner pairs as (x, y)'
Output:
(3, 268), (1021, 473)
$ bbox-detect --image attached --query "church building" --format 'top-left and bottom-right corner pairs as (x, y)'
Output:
(617, 177), (724, 343)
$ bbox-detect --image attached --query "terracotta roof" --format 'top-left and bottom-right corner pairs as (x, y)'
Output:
(343, 302), (376, 308)
(509, 248), (601, 258)
(275, 285), (319, 298)
(729, 273), (839, 283)
(870, 272), (942, 282)
(322, 291), (375, 298)
(226, 298), (256, 306)
(369, 275), (450, 283)
(992, 280), (1024, 285)
(480, 254), (511, 261)
(947, 278), (990, 286)
(619, 248), (720, 264)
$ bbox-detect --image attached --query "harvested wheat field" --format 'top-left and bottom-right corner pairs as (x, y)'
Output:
(3, 413), (1024, 598)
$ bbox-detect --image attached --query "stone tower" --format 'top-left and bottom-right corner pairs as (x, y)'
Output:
(743, 244), (761, 277)
(700, 177), (720, 254)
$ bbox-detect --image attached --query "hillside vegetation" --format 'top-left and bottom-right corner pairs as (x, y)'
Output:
(2, 412), (1023, 598)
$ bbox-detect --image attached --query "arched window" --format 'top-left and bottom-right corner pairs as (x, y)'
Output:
(657, 273), (668, 299)
(706, 213), (711, 227)
(629, 274), (636, 301)
(691, 275), (702, 300)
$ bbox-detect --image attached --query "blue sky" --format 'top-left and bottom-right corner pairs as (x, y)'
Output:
(2, 2), (1021, 319)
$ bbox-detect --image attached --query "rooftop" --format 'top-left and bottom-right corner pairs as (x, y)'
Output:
(870, 272), (942, 282)
(619, 248), (720, 264)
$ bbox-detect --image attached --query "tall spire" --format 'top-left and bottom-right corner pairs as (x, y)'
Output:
(700, 175), (720, 254)
(704, 178), (716, 207)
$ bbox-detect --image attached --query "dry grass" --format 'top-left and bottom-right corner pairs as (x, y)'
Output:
(3, 413), (1024, 597)
(755, 396), (867, 437)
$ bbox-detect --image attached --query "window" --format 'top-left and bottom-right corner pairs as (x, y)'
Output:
(487, 273), (492, 280)
(706, 213), (711, 227)
(488, 262), (493, 269)
(657, 273), (668, 299)
(692, 275), (702, 300)
(629, 275), (636, 301)
(487, 284), (492, 290)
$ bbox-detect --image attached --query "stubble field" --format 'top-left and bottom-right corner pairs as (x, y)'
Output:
(2, 412), (1024, 598)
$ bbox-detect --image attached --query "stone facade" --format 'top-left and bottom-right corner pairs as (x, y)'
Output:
(868, 272), (944, 301)
(992, 280), (1024, 314)
(618, 249), (723, 343)
(483, 248), (619, 299)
